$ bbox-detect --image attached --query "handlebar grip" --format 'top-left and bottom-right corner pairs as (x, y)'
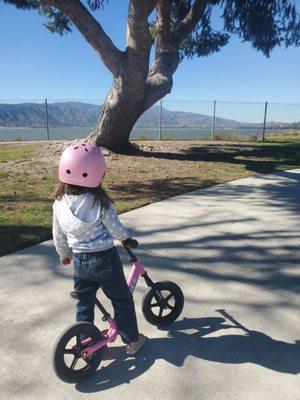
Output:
(123, 238), (139, 249)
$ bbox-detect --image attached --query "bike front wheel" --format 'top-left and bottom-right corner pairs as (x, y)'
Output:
(53, 322), (107, 384)
(142, 281), (184, 326)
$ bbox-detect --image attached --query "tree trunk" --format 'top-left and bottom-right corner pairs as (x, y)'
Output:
(88, 43), (153, 153)
(90, 85), (143, 153)
(88, 49), (180, 154)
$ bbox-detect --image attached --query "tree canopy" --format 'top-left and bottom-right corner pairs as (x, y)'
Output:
(3, 0), (300, 58)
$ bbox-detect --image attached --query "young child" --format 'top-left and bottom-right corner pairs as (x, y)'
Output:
(52, 142), (145, 355)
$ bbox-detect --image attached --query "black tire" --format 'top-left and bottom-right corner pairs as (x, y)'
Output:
(142, 281), (184, 326)
(52, 322), (107, 384)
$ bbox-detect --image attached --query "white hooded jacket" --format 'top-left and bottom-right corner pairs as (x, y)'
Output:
(52, 193), (131, 259)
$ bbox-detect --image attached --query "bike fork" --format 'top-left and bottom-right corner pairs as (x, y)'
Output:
(142, 272), (168, 308)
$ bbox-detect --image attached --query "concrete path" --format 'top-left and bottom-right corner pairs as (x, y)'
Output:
(1, 169), (300, 400)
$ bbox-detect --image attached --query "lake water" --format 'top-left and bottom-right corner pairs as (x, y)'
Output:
(0, 126), (264, 142)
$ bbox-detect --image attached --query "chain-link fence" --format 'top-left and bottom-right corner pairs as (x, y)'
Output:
(0, 98), (299, 142)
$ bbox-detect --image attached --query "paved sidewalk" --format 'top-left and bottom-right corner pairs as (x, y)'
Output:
(1, 169), (300, 400)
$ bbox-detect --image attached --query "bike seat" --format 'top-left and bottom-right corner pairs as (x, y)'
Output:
(70, 287), (94, 300)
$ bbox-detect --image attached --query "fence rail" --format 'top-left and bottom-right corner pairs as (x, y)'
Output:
(0, 99), (299, 142)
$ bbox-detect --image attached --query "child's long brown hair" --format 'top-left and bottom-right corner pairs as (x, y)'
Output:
(54, 182), (113, 209)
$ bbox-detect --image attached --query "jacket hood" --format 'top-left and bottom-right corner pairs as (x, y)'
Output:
(54, 194), (101, 237)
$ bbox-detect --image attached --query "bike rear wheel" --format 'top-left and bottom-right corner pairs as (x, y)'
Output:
(53, 322), (106, 383)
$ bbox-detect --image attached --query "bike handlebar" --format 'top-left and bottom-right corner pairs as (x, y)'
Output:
(122, 238), (139, 249)
(122, 238), (138, 262)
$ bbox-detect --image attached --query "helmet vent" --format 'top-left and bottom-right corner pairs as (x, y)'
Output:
(85, 148), (88, 152)
(82, 172), (88, 177)
(66, 169), (71, 174)
(74, 146), (79, 149)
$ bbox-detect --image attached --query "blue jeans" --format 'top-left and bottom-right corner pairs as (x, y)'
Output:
(72, 247), (139, 344)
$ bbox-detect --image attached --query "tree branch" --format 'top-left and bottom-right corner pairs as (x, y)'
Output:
(122, 0), (157, 98)
(126, 0), (156, 51)
(143, 0), (211, 110)
(156, 0), (172, 47)
(143, 48), (179, 111)
(173, 0), (210, 46)
(142, 0), (179, 111)
(43, 0), (124, 75)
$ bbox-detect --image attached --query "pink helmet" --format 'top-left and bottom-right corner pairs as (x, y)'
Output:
(59, 142), (106, 188)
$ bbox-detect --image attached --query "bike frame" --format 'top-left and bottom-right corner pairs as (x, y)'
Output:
(80, 245), (154, 359)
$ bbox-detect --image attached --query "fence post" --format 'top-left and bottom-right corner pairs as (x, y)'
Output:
(262, 101), (268, 142)
(159, 99), (162, 140)
(44, 98), (50, 140)
(211, 100), (216, 140)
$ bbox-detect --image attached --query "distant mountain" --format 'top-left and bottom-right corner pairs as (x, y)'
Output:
(0, 102), (101, 128)
(136, 105), (242, 129)
(0, 101), (297, 130)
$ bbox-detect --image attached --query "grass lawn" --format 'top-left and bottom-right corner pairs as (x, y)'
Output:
(1, 136), (300, 256)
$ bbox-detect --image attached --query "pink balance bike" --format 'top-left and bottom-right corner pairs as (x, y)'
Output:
(53, 239), (184, 383)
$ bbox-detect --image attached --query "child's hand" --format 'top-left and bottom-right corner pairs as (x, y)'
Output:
(122, 238), (139, 248)
(61, 256), (72, 265)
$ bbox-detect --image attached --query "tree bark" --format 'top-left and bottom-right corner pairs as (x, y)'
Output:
(143, 0), (180, 111)
(88, 0), (156, 153)
(89, 78), (145, 153)
(88, 45), (179, 153)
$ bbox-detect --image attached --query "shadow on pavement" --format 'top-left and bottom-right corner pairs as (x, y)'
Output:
(76, 312), (299, 393)
(6, 169), (299, 301)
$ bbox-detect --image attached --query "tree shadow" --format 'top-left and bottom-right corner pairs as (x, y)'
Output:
(5, 168), (300, 296)
(110, 177), (220, 203)
(117, 169), (300, 298)
(0, 225), (52, 257)
(0, 194), (53, 203)
(133, 142), (300, 174)
(0, 240), (70, 279)
(137, 226), (300, 296)
(197, 169), (300, 213)
(76, 311), (299, 394)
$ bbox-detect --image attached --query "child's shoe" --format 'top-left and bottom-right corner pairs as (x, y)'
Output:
(126, 334), (146, 355)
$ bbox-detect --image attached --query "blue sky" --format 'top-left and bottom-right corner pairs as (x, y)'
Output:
(0, 1), (299, 122)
